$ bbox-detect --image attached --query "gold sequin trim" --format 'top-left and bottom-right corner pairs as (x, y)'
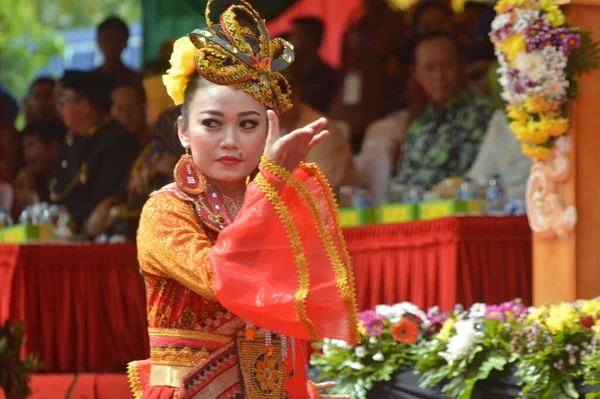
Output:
(253, 172), (318, 341)
(300, 162), (360, 344)
(260, 157), (360, 344)
(127, 361), (144, 399)
(148, 327), (232, 344)
(151, 346), (210, 367)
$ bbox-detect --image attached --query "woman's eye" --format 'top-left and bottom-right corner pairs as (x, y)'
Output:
(202, 118), (220, 128)
(240, 120), (258, 130)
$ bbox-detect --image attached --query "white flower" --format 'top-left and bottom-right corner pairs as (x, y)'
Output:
(355, 346), (367, 358)
(543, 78), (569, 99)
(438, 319), (485, 365)
(322, 338), (350, 356)
(372, 352), (385, 362)
(348, 361), (365, 370)
(515, 51), (548, 81)
(369, 335), (378, 345)
(491, 14), (511, 32)
(376, 302), (428, 325)
(469, 303), (487, 319)
(514, 9), (540, 33)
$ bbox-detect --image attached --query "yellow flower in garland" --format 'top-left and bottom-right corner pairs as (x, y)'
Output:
(358, 321), (367, 335)
(545, 303), (579, 334)
(509, 120), (529, 141)
(163, 36), (198, 105)
(540, 0), (566, 27)
(593, 320), (600, 333)
(507, 105), (529, 123)
(540, 117), (569, 137)
(524, 95), (545, 114)
(521, 142), (553, 160)
(581, 300), (600, 318)
(502, 34), (527, 64)
(525, 120), (550, 144)
(439, 319), (455, 342)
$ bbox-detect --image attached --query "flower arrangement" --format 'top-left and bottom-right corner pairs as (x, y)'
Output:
(491, 0), (599, 160)
(310, 303), (430, 399)
(0, 321), (41, 399)
(311, 299), (600, 399)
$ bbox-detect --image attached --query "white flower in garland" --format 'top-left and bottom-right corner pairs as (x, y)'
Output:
(439, 319), (485, 365)
(491, 13), (511, 31)
(372, 352), (385, 362)
(515, 51), (548, 81)
(355, 346), (367, 358)
(514, 9), (541, 33)
(322, 338), (350, 356)
(375, 302), (429, 326)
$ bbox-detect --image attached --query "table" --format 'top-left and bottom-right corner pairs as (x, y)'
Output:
(0, 244), (149, 373)
(344, 216), (532, 312)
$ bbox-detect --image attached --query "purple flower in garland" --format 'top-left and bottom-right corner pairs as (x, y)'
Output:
(358, 310), (386, 336)
(485, 300), (528, 321)
(562, 33), (581, 54)
(552, 27), (570, 48)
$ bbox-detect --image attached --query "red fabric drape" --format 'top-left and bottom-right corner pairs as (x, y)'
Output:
(0, 244), (149, 373)
(344, 217), (532, 312)
(267, 0), (362, 67)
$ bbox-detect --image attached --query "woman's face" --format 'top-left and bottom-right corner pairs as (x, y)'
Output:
(178, 82), (267, 186)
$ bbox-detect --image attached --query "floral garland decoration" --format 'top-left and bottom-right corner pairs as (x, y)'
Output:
(491, 0), (599, 161)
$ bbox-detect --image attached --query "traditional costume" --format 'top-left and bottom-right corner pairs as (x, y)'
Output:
(128, 1), (359, 398)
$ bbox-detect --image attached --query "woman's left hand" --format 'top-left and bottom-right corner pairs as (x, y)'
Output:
(263, 110), (329, 171)
(315, 381), (349, 399)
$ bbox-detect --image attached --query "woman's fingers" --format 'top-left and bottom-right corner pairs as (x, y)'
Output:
(308, 130), (329, 149)
(265, 110), (280, 148)
(315, 381), (336, 391)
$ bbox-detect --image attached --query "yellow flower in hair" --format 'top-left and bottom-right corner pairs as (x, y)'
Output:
(521, 142), (552, 160)
(163, 36), (198, 105)
(539, 117), (569, 137)
(502, 34), (526, 64)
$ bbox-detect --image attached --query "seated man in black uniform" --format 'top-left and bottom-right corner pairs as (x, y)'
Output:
(51, 70), (138, 234)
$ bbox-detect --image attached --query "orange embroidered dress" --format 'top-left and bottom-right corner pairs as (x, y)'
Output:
(128, 158), (359, 399)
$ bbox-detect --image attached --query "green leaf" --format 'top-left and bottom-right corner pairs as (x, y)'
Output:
(561, 381), (579, 399)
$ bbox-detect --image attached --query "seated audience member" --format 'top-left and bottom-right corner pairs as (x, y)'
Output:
(86, 107), (182, 239)
(411, 0), (455, 35)
(52, 70), (138, 232)
(395, 31), (494, 190)
(13, 121), (66, 212)
(110, 82), (151, 145)
(94, 16), (142, 86)
(467, 112), (532, 200)
(24, 78), (59, 123)
(288, 17), (338, 114)
(279, 72), (357, 193)
(460, 1), (491, 38)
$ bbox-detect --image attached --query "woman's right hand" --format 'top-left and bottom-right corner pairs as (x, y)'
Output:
(263, 110), (329, 171)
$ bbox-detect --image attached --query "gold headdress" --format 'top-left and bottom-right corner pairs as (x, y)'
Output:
(163, 0), (295, 114)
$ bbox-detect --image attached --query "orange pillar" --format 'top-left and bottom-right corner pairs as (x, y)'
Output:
(533, 0), (600, 305)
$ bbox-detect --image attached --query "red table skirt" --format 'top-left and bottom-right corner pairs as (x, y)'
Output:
(344, 216), (532, 312)
(0, 244), (149, 373)
(0, 374), (133, 399)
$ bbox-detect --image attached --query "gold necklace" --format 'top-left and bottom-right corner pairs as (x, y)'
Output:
(223, 195), (244, 219)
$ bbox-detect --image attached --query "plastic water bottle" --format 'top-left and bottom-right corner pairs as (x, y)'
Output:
(457, 177), (479, 201)
(485, 174), (506, 216)
(354, 185), (373, 208)
(404, 180), (424, 203)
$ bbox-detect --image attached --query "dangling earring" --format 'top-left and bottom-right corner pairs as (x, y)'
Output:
(174, 148), (206, 195)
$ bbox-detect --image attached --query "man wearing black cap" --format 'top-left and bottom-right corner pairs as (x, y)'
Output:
(51, 70), (138, 234)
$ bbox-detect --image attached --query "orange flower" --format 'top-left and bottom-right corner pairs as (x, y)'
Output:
(255, 355), (281, 393)
(391, 319), (420, 344)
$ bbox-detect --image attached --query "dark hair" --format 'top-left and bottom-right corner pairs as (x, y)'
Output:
(292, 17), (325, 48)
(97, 16), (129, 39)
(181, 73), (205, 124)
(153, 106), (184, 157)
(21, 121), (67, 144)
(412, 1), (453, 31)
(112, 81), (147, 104)
(27, 77), (55, 97)
(410, 30), (463, 65)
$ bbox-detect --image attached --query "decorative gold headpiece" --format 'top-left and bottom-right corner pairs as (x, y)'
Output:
(162, 0), (295, 114)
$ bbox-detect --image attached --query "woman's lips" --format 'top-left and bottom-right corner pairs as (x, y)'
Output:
(217, 155), (242, 166)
